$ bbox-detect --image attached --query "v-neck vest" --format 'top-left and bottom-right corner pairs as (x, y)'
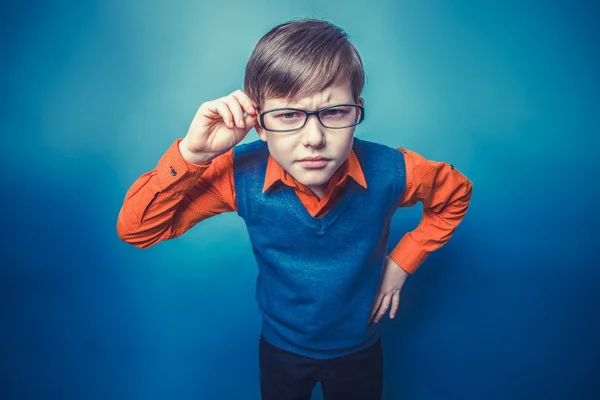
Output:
(233, 138), (406, 359)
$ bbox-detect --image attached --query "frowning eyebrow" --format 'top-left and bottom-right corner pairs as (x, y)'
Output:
(279, 92), (336, 109)
(279, 95), (357, 110)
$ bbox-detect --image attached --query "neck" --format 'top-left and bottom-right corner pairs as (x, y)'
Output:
(307, 184), (326, 199)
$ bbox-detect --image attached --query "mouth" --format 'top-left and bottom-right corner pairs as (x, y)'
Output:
(297, 156), (330, 169)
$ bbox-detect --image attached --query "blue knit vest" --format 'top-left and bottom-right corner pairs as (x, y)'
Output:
(233, 138), (406, 359)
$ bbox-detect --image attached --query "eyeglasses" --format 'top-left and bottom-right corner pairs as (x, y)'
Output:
(258, 104), (365, 133)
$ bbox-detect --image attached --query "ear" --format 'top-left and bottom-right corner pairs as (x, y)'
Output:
(358, 97), (364, 106)
(255, 122), (268, 142)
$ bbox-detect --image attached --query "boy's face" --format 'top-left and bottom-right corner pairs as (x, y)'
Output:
(256, 79), (362, 197)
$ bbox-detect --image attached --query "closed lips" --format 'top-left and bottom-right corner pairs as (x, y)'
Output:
(299, 157), (329, 161)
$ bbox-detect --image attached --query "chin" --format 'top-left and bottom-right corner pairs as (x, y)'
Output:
(290, 163), (337, 187)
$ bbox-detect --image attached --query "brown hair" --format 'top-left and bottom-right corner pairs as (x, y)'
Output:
(244, 19), (365, 110)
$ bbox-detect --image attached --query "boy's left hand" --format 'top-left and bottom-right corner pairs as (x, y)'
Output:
(368, 257), (409, 326)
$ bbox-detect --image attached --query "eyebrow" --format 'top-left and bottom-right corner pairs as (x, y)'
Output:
(284, 93), (340, 109)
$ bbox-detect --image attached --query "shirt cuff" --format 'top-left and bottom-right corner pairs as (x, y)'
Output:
(389, 234), (430, 274)
(152, 138), (211, 193)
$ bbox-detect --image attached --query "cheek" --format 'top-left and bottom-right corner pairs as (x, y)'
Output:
(265, 137), (297, 164)
(330, 131), (354, 155)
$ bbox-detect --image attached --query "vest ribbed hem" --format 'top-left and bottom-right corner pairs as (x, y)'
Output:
(260, 321), (382, 360)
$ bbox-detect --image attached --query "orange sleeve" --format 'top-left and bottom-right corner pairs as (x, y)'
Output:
(388, 148), (473, 274)
(116, 138), (237, 248)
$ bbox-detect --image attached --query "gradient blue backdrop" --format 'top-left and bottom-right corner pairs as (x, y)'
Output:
(2, 1), (599, 399)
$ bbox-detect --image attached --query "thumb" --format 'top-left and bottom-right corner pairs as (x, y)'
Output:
(242, 113), (258, 135)
(232, 113), (258, 144)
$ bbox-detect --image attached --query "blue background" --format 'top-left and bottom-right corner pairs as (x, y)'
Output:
(2, 1), (599, 399)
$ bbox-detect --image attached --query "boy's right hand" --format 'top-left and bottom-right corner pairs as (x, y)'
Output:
(179, 90), (259, 164)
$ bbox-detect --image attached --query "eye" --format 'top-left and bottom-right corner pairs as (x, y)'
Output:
(321, 107), (348, 118)
(275, 111), (302, 120)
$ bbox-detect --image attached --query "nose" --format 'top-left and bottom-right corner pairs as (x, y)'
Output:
(301, 114), (326, 148)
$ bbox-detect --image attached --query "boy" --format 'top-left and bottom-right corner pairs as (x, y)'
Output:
(117, 19), (472, 400)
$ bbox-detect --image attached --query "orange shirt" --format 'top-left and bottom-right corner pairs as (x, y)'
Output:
(117, 138), (473, 274)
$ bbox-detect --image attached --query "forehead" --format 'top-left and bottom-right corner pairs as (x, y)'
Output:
(263, 80), (353, 109)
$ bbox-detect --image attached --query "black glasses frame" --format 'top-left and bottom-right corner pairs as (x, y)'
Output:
(258, 103), (365, 133)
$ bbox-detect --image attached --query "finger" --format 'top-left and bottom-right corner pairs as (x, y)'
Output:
(231, 89), (258, 115)
(222, 95), (246, 129)
(235, 112), (258, 138)
(368, 295), (385, 327)
(374, 294), (392, 323)
(204, 101), (235, 129)
(369, 294), (383, 322)
(243, 111), (257, 129)
(390, 291), (400, 319)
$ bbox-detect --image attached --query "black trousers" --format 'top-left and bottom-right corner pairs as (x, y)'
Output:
(259, 335), (383, 400)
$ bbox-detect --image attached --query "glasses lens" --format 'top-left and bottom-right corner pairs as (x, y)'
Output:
(319, 105), (361, 128)
(263, 109), (306, 131)
(263, 106), (362, 131)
